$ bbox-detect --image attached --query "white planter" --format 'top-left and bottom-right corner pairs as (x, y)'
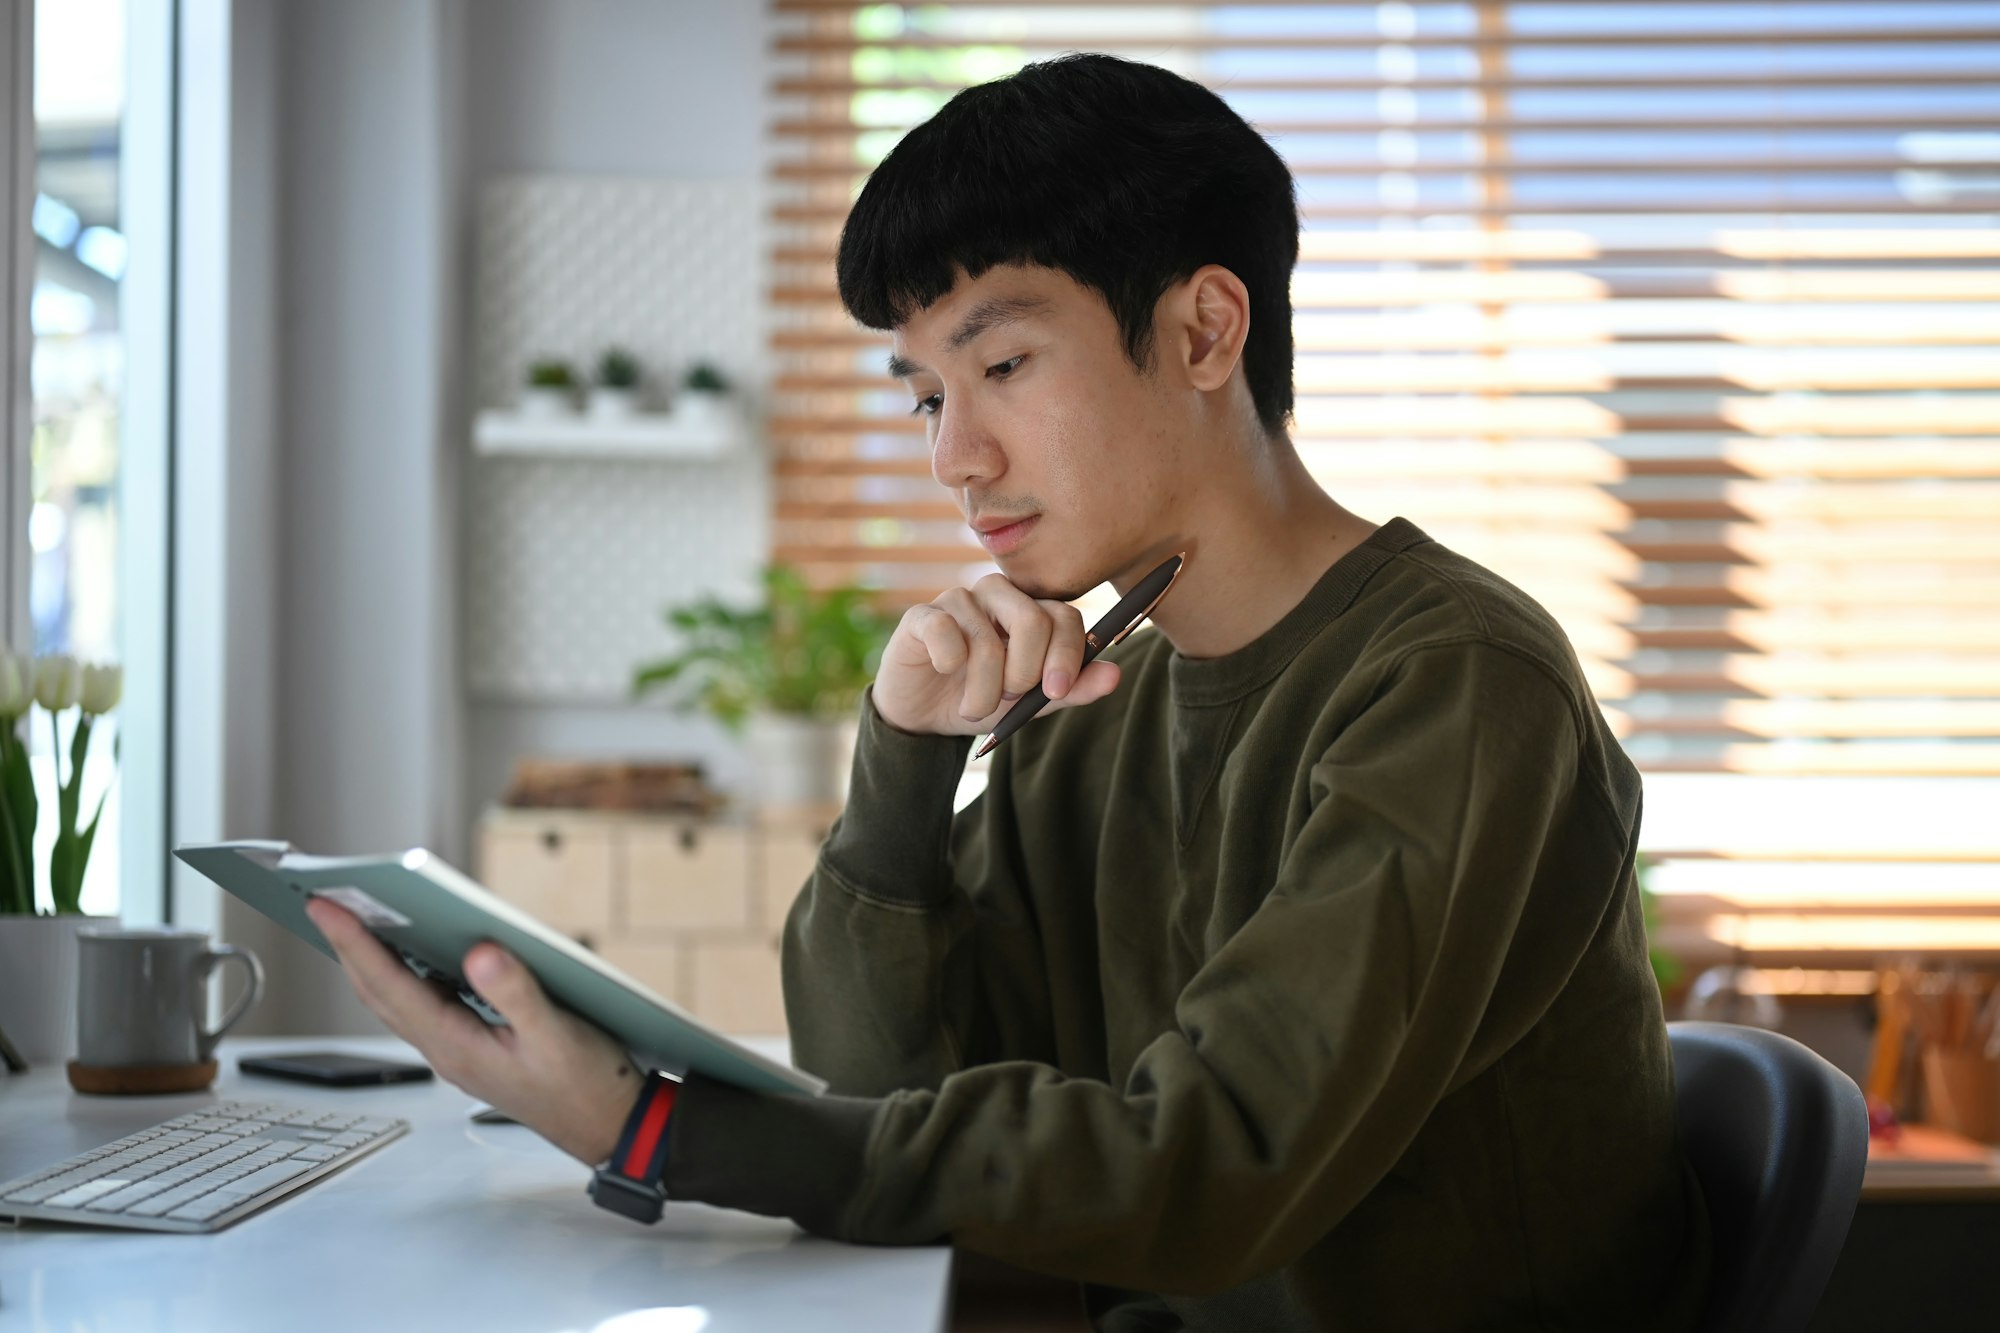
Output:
(671, 390), (733, 430)
(588, 386), (641, 420)
(743, 713), (856, 809)
(0, 913), (116, 1067)
(518, 385), (576, 418)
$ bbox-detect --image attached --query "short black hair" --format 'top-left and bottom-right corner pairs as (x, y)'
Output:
(835, 53), (1300, 437)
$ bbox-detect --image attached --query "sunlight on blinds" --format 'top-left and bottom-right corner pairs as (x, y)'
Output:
(768, 0), (2000, 785)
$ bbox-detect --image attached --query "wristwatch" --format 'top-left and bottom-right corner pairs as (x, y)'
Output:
(588, 1069), (680, 1224)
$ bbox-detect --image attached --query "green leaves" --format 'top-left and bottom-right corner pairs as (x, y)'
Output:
(0, 727), (35, 915)
(631, 565), (894, 733)
(0, 702), (118, 917)
(1637, 853), (1680, 994)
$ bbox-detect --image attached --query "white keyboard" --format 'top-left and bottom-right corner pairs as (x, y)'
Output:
(0, 1099), (408, 1233)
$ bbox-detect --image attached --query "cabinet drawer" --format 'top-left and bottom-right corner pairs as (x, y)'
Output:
(623, 823), (752, 932)
(478, 821), (615, 940)
(597, 942), (686, 1008)
(754, 822), (830, 933)
(688, 938), (787, 1036)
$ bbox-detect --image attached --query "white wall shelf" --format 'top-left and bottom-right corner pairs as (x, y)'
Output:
(473, 408), (737, 459)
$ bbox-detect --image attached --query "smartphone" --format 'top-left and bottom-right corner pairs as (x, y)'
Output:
(238, 1052), (435, 1087)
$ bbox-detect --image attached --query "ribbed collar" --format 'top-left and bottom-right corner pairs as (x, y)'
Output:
(1167, 516), (1432, 707)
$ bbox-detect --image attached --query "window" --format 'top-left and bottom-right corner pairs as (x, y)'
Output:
(767, 3), (2000, 921)
(28, 0), (170, 921)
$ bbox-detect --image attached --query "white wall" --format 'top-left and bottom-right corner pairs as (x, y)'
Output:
(457, 0), (771, 852)
(173, 0), (287, 995)
(209, 0), (771, 1035)
(210, 0), (470, 1036)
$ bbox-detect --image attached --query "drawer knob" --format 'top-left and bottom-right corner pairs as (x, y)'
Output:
(541, 829), (564, 853)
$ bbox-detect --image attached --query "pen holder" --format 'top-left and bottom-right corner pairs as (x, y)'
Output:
(1920, 1046), (2000, 1143)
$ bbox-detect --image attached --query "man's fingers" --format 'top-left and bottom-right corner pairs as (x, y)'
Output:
(1039, 659), (1120, 713)
(1035, 600), (1088, 700)
(462, 943), (554, 1045)
(305, 899), (488, 1053)
(972, 575), (1054, 699)
(936, 588), (1006, 720)
(901, 604), (967, 674)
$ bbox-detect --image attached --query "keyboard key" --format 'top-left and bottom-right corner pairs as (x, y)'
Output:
(215, 1159), (315, 1198)
(166, 1192), (243, 1223)
(86, 1179), (177, 1212)
(292, 1146), (342, 1162)
(128, 1181), (226, 1217)
(297, 1130), (335, 1141)
(327, 1133), (372, 1148)
(42, 1179), (133, 1209)
(5, 1173), (104, 1204)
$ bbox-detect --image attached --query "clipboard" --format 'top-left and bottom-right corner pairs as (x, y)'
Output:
(173, 841), (824, 1098)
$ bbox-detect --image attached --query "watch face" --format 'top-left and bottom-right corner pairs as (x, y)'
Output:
(589, 1170), (665, 1224)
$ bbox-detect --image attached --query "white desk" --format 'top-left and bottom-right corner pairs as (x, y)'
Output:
(0, 1036), (952, 1332)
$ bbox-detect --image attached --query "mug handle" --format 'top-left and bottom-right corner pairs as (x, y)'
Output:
(193, 944), (266, 1062)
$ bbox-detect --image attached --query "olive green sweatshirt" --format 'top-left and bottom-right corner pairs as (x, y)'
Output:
(662, 517), (1711, 1331)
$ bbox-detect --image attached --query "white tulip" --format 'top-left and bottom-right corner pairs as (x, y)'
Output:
(0, 652), (27, 718)
(80, 663), (123, 715)
(33, 654), (83, 712)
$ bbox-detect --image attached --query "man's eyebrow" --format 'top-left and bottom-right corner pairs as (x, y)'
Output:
(886, 294), (1051, 379)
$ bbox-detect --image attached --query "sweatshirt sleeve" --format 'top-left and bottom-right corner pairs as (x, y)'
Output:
(777, 685), (1060, 1098)
(669, 641), (1631, 1296)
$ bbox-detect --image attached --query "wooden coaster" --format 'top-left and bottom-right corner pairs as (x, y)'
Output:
(67, 1059), (219, 1096)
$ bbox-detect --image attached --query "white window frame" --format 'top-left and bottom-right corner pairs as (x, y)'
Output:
(1, 1), (177, 925)
(2, 3), (33, 663)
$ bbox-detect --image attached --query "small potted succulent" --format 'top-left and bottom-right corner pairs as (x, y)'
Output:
(632, 567), (892, 807)
(0, 651), (124, 1067)
(672, 361), (734, 430)
(590, 347), (642, 420)
(519, 357), (577, 418)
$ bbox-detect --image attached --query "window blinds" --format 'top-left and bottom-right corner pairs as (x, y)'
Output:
(767, 0), (2000, 777)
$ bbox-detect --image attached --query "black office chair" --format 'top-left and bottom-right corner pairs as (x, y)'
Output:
(1668, 1020), (1869, 1333)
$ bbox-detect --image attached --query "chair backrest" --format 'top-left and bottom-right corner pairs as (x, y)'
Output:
(1668, 1020), (1869, 1333)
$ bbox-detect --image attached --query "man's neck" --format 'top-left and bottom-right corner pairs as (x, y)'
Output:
(1135, 440), (1377, 660)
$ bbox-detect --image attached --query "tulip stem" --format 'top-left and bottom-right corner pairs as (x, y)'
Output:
(0, 729), (29, 915)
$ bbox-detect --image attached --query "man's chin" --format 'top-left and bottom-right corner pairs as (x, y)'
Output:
(1017, 578), (1093, 603)
(997, 560), (1093, 604)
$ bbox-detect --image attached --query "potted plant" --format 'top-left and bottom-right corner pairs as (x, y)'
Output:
(672, 361), (734, 430)
(631, 567), (892, 807)
(590, 347), (642, 421)
(1637, 852), (1681, 999)
(519, 357), (578, 418)
(0, 652), (123, 1068)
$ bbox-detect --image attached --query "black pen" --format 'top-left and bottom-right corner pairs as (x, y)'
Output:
(975, 551), (1186, 760)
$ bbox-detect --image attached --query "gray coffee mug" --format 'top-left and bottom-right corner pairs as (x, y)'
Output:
(75, 927), (265, 1067)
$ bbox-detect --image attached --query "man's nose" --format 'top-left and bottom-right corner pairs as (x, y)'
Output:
(929, 403), (1004, 490)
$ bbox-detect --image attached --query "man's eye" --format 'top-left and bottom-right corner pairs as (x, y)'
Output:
(908, 358), (1021, 417)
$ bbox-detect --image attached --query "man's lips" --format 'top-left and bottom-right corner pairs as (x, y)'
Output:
(973, 514), (1039, 555)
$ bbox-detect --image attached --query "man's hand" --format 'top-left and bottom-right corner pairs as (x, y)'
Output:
(303, 898), (642, 1167)
(874, 572), (1122, 735)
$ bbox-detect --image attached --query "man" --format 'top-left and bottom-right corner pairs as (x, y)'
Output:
(308, 53), (1709, 1331)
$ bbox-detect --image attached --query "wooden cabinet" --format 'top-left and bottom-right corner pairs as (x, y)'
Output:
(476, 806), (834, 1036)
(479, 822), (615, 945)
(624, 823), (753, 933)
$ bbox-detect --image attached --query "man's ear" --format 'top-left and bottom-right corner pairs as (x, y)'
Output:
(1173, 264), (1252, 393)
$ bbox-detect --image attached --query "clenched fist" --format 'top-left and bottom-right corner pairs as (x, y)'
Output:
(873, 572), (1122, 736)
